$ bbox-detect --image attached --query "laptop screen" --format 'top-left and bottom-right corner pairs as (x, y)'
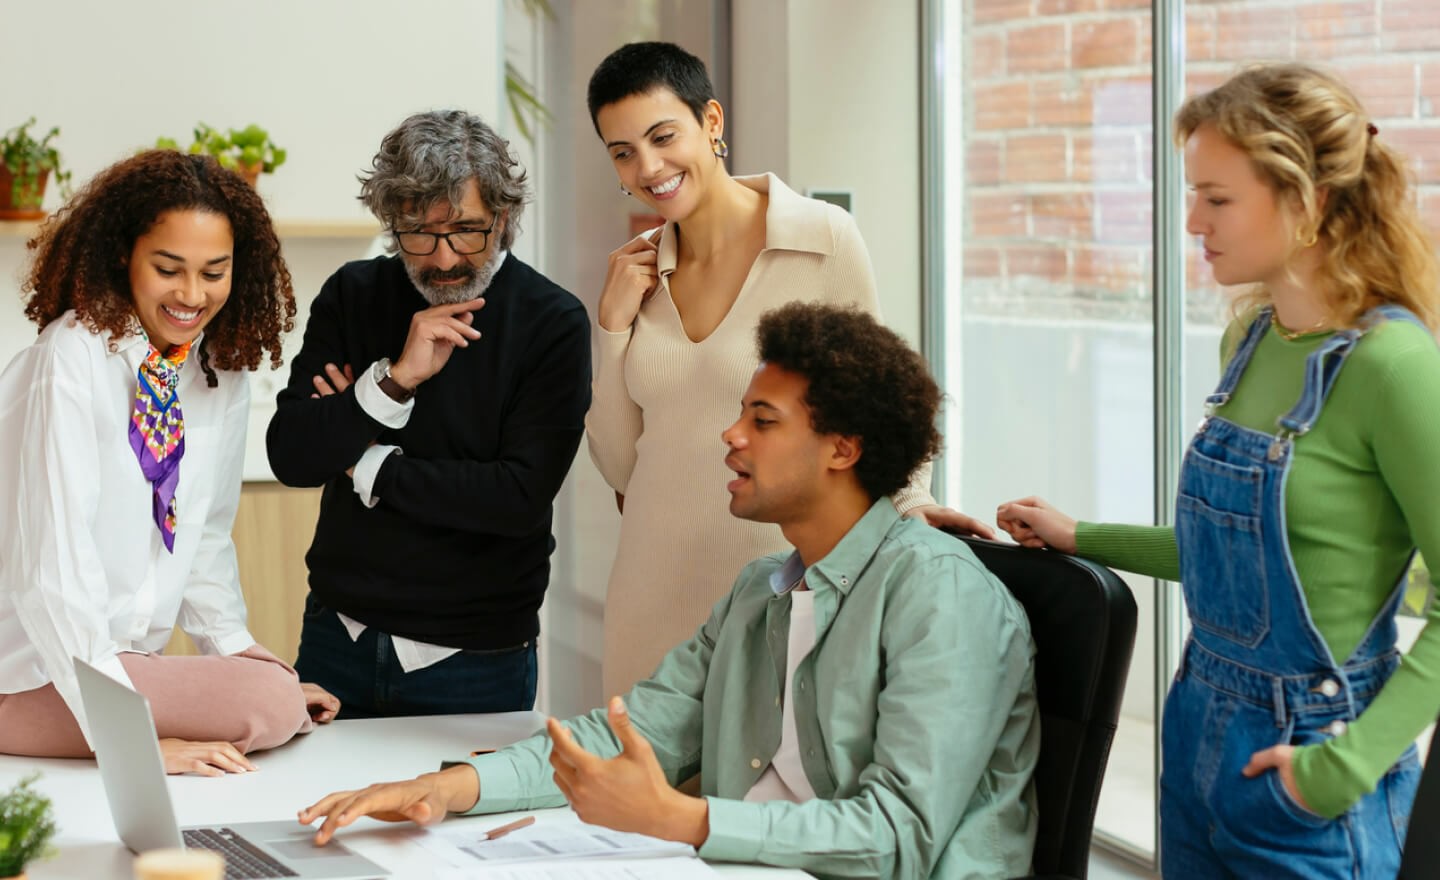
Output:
(73, 657), (186, 853)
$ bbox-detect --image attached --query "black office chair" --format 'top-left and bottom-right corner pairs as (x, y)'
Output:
(961, 538), (1138, 880)
(1398, 725), (1440, 879)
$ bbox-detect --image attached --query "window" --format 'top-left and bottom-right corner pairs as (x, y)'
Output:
(927, 0), (1440, 865)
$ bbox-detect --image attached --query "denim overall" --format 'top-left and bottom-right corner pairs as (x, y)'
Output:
(1159, 305), (1424, 879)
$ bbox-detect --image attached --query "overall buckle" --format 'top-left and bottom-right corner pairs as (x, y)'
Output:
(1267, 428), (1295, 462)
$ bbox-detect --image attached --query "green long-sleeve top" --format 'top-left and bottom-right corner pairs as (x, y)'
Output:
(1076, 317), (1440, 819)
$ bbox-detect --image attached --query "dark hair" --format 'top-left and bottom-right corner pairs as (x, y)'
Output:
(756, 302), (941, 501)
(586, 41), (716, 136)
(22, 150), (295, 387)
(360, 109), (529, 252)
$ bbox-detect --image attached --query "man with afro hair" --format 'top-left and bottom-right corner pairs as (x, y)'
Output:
(302, 302), (1038, 880)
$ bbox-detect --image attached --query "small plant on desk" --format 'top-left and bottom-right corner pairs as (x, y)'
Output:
(0, 773), (56, 880)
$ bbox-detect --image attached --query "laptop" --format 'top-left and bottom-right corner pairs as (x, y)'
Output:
(74, 657), (388, 880)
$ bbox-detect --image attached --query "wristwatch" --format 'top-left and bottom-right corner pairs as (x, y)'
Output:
(372, 358), (415, 403)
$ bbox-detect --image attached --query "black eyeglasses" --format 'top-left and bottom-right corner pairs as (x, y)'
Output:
(393, 222), (496, 256)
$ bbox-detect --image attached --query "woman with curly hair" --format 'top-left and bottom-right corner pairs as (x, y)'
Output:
(999, 63), (1440, 877)
(0, 149), (338, 775)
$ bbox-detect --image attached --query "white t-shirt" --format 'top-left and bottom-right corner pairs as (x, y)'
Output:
(745, 588), (819, 803)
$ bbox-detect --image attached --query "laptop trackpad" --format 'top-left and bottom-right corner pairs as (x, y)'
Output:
(233, 823), (357, 859)
(266, 838), (355, 860)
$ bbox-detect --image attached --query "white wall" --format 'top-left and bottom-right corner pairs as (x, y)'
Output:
(730, 2), (791, 178)
(534, 0), (733, 719)
(732, 0), (924, 345)
(0, 0), (505, 479)
(0, 0), (503, 221)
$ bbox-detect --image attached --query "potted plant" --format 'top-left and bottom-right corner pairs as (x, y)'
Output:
(156, 122), (287, 187)
(1, 118), (72, 220)
(0, 774), (57, 880)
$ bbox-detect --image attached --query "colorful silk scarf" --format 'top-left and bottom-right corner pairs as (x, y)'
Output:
(129, 341), (192, 553)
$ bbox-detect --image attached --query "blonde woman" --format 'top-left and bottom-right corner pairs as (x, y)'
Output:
(999, 64), (1440, 878)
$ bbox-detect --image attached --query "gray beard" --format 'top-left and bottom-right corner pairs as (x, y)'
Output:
(405, 247), (505, 305)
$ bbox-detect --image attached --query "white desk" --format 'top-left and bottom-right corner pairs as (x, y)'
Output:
(0, 712), (808, 879)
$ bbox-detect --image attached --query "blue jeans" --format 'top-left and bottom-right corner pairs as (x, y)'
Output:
(295, 594), (537, 719)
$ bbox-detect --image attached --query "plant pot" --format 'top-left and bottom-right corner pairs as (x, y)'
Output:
(1, 871), (28, 880)
(235, 161), (262, 188)
(0, 164), (49, 220)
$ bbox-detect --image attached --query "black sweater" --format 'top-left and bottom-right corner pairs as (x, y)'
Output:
(266, 254), (591, 648)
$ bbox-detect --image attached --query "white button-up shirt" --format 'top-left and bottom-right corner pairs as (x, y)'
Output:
(0, 313), (256, 743)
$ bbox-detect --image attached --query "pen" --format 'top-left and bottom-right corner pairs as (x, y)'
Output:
(480, 815), (536, 841)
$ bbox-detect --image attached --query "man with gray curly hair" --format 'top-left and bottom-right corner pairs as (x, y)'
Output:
(266, 110), (590, 718)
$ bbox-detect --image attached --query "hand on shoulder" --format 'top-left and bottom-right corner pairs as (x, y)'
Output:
(995, 496), (1078, 553)
(904, 504), (997, 540)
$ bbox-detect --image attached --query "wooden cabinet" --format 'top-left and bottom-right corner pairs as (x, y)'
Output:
(164, 483), (321, 663)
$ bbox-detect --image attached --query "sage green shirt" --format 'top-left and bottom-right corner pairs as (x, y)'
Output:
(460, 500), (1040, 879)
(1077, 317), (1440, 818)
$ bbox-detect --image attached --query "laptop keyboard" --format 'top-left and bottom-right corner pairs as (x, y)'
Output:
(183, 827), (299, 879)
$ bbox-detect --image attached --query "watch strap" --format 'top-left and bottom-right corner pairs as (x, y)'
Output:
(376, 359), (415, 403)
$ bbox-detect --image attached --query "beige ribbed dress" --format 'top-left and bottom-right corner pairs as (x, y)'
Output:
(587, 173), (933, 696)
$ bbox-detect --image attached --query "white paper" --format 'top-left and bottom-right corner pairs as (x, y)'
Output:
(435, 856), (721, 879)
(416, 816), (696, 868)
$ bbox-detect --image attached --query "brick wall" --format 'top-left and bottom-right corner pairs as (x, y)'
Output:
(963, 0), (1440, 322)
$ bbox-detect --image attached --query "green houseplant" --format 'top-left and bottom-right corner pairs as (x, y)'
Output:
(156, 122), (287, 187)
(0, 118), (72, 220)
(0, 774), (57, 879)
(505, 0), (554, 144)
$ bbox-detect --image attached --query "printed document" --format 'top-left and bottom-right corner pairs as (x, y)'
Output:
(435, 856), (721, 878)
(416, 815), (698, 868)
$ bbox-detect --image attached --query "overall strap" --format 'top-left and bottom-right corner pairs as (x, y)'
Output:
(1366, 303), (1429, 331)
(1276, 304), (1427, 437)
(1205, 308), (1272, 410)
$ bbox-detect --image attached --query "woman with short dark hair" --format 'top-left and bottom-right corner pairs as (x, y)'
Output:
(585, 42), (992, 696)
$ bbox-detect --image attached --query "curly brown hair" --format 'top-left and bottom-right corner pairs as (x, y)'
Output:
(756, 302), (942, 501)
(22, 149), (296, 386)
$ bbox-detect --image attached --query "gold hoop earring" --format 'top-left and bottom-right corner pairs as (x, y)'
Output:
(1297, 227), (1319, 248)
(712, 138), (729, 159)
